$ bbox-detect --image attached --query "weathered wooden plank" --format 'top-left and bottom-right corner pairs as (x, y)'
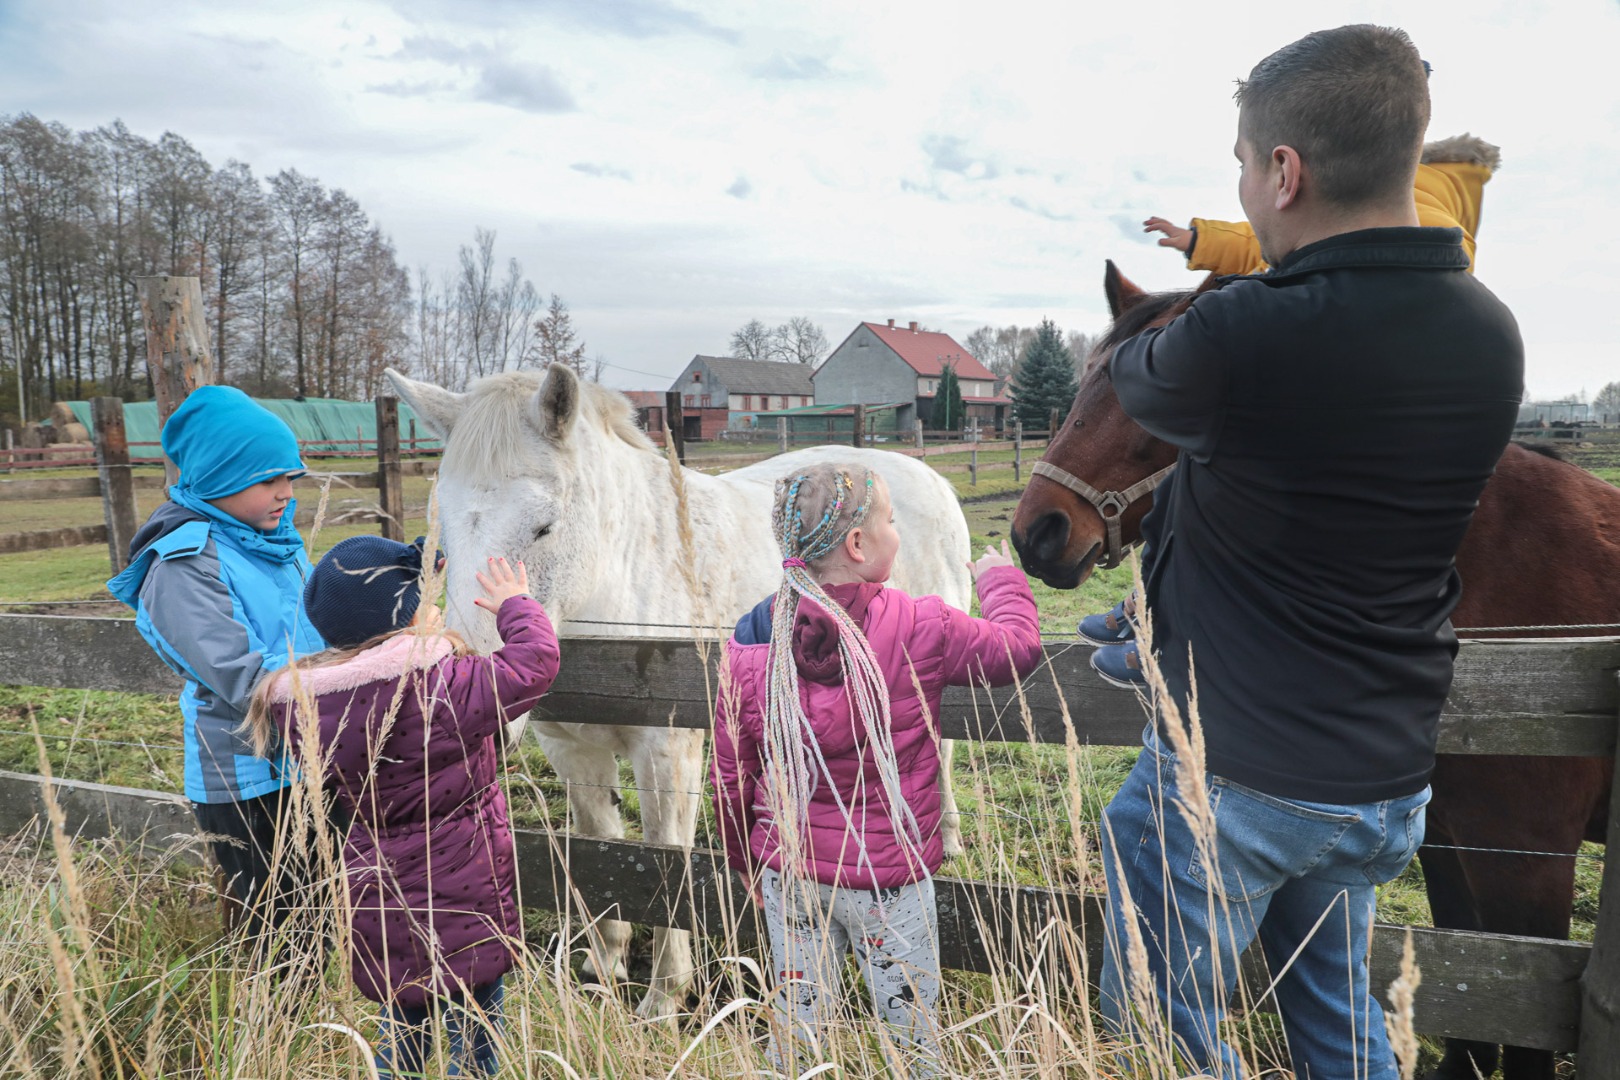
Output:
(375, 396), (405, 543)
(1580, 729), (1620, 1064)
(0, 524), (108, 554)
(0, 770), (1577, 1051)
(0, 618), (1615, 757)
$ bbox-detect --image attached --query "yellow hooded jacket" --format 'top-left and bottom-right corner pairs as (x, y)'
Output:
(1185, 137), (1498, 276)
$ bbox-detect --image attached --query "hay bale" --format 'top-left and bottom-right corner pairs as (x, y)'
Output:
(49, 401), (76, 428)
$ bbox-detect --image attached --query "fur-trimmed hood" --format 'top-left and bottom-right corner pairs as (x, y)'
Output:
(262, 631), (458, 704)
(1423, 133), (1501, 171)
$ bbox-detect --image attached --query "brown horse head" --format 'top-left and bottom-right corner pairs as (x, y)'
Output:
(1010, 262), (1213, 587)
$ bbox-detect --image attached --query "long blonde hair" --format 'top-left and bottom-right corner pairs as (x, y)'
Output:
(242, 625), (471, 759)
(760, 462), (927, 880)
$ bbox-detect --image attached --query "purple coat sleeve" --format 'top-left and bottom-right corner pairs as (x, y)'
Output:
(429, 595), (562, 741)
(939, 565), (1044, 687)
(710, 654), (762, 876)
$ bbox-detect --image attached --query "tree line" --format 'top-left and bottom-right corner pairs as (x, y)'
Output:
(0, 114), (603, 425)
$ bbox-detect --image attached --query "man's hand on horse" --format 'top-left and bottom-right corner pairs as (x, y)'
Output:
(1143, 216), (1193, 253)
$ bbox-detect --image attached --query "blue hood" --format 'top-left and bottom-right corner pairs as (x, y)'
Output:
(163, 386), (305, 500)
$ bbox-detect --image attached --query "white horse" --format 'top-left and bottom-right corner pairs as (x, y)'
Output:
(386, 364), (971, 1019)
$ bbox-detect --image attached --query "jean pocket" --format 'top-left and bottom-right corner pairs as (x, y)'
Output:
(1362, 791), (1430, 886)
(1188, 779), (1360, 905)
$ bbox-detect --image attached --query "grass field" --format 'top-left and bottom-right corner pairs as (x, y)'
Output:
(3, 448), (1614, 1077)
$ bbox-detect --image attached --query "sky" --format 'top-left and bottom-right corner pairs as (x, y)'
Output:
(1, 0), (1615, 400)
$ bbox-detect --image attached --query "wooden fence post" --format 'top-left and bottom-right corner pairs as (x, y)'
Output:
(1048, 407), (1060, 442)
(777, 416), (788, 454)
(135, 276), (214, 488)
(914, 422), (924, 450)
(375, 396), (405, 543)
(2, 428), (11, 473)
(852, 404), (866, 448)
(664, 391), (686, 464)
(1014, 419), (1023, 482)
(1578, 685), (1620, 1072)
(408, 418), (417, 455)
(971, 425), (979, 486)
(92, 397), (138, 573)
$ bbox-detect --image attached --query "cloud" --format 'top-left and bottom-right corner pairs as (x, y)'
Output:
(366, 78), (453, 98)
(571, 161), (632, 180)
(726, 175), (752, 199)
(920, 133), (999, 180)
(472, 60), (576, 113)
(385, 0), (738, 43)
(752, 51), (831, 80)
(1009, 196), (1075, 222)
(394, 35), (486, 65)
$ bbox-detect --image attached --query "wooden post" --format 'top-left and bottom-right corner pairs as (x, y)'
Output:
(135, 276), (214, 487)
(971, 427), (979, 486)
(92, 397), (138, 574)
(375, 396), (405, 543)
(852, 404), (865, 448)
(664, 390), (686, 464)
(1579, 692), (1620, 1071)
(1014, 419), (1023, 482)
(777, 416), (788, 454)
(914, 422), (924, 450)
(408, 418), (417, 455)
(1049, 407), (1060, 442)
(2, 428), (11, 474)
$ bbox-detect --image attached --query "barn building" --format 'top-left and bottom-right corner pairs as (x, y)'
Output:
(813, 320), (1008, 432)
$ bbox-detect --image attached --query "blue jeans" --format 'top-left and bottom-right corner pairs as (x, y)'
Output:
(1099, 729), (1429, 1080)
(376, 978), (505, 1079)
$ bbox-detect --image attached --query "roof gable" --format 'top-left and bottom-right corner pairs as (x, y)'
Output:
(862, 323), (996, 381)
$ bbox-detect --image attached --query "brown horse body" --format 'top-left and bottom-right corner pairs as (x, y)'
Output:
(1011, 264), (1620, 1080)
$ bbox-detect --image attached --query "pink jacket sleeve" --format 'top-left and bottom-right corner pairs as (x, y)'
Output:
(940, 565), (1044, 687)
(430, 595), (562, 741)
(710, 654), (762, 876)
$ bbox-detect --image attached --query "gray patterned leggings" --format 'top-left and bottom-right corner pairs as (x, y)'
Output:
(759, 868), (942, 1075)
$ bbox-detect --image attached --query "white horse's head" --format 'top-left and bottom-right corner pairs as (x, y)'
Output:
(385, 365), (656, 648)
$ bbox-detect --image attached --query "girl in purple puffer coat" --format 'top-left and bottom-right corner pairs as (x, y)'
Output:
(711, 463), (1042, 1075)
(248, 538), (558, 1079)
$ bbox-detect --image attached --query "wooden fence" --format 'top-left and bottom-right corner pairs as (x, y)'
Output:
(0, 613), (1616, 1062)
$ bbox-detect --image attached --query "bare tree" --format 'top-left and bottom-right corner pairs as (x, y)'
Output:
(268, 168), (324, 397)
(1595, 381), (1620, 414)
(729, 318), (773, 361)
(773, 316), (829, 365)
(532, 293), (587, 374)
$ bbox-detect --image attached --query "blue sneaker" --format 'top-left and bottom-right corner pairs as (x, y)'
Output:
(1091, 642), (1146, 690)
(1078, 595), (1136, 647)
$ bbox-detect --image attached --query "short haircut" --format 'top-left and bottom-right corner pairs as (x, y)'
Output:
(1235, 24), (1430, 207)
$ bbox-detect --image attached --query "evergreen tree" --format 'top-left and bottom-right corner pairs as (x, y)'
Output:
(934, 361), (965, 431)
(1010, 318), (1078, 427)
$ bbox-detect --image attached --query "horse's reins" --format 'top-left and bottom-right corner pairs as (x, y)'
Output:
(1030, 459), (1177, 570)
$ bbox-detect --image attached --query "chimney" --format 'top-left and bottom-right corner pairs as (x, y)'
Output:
(908, 321), (918, 332)
(887, 318), (895, 328)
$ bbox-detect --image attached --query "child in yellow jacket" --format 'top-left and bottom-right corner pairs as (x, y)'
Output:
(1144, 133), (1499, 274)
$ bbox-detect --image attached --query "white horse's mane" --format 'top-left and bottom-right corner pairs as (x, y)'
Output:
(443, 370), (656, 482)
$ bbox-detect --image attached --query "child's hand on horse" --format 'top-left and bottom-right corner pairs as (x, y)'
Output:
(474, 557), (531, 612)
(969, 540), (1016, 582)
(1143, 216), (1193, 252)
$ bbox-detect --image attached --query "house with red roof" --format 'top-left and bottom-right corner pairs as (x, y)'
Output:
(813, 319), (1009, 432)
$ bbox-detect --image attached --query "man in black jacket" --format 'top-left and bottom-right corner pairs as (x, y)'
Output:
(1095, 25), (1522, 1080)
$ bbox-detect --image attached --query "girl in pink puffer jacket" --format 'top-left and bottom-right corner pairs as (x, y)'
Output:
(711, 462), (1042, 1075)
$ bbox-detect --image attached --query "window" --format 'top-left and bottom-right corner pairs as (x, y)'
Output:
(684, 394), (694, 406)
(692, 371), (702, 382)
(741, 394), (752, 410)
(701, 394), (712, 407)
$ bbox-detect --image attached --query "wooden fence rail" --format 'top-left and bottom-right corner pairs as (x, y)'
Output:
(1, 616), (1617, 1055)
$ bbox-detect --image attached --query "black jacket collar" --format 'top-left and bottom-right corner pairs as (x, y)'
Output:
(1260, 226), (1470, 281)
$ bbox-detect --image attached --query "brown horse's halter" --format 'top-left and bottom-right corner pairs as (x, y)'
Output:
(1030, 459), (1177, 570)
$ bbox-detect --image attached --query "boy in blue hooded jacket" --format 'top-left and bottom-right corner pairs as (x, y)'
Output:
(108, 386), (325, 935)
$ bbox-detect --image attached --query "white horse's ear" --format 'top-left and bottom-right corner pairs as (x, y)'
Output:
(534, 364), (580, 443)
(385, 367), (466, 440)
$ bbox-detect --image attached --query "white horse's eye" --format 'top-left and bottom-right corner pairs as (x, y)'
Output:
(534, 523), (554, 541)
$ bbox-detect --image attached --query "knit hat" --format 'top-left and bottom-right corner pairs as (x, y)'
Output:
(162, 386), (305, 500)
(303, 535), (432, 648)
